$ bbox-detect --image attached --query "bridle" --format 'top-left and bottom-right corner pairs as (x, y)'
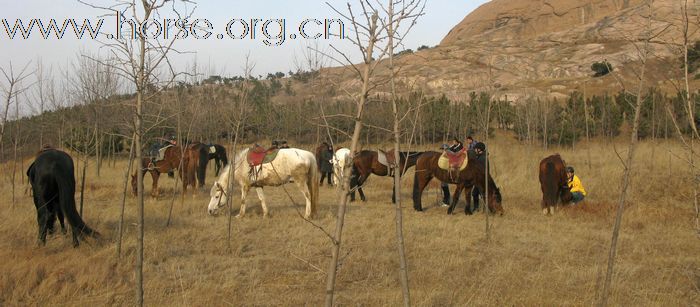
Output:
(213, 181), (229, 209)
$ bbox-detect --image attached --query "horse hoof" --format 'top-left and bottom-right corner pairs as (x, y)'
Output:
(235, 214), (244, 219)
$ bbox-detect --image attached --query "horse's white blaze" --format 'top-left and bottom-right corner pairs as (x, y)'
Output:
(207, 148), (318, 218)
(332, 148), (351, 189)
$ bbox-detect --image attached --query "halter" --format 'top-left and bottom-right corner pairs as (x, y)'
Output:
(213, 181), (229, 209)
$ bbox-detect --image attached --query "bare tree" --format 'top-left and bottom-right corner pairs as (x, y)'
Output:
(322, 1), (395, 305)
(0, 62), (32, 162)
(78, 0), (195, 304)
(382, 1), (426, 305)
(599, 1), (657, 305)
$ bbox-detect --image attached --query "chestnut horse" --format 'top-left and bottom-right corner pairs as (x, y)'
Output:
(412, 151), (503, 215)
(131, 143), (204, 197)
(350, 150), (424, 203)
(539, 154), (573, 215)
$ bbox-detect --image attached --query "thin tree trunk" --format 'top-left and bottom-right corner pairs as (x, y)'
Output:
(325, 13), (378, 306)
(584, 82), (592, 169)
(79, 156), (87, 216)
(388, 2), (411, 304)
(599, 2), (652, 304)
(116, 134), (136, 260)
(135, 12), (149, 304)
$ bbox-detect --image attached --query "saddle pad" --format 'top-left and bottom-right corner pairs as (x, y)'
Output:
(377, 150), (390, 167)
(384, 149), (398, 166)
(438, 152), (468, 171)
(209, 146), (217, 154)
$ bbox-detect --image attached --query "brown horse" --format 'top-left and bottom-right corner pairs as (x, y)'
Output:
(350, 150), (424, 203)
(131, 143), (204, 197)
(412, 151), (503, 215)
(539, 154), (573, 215)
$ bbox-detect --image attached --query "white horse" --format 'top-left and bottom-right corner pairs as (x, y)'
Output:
(207, 148), (319, 219)
(332, 148), (352, 188)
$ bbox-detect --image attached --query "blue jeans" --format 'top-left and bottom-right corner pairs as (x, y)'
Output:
(572, 192), (585, 204)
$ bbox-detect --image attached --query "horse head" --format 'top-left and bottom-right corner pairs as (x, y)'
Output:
(207, 181), (229, 215)
(560, 184), (573, 204)
(489, 185), (505, 216)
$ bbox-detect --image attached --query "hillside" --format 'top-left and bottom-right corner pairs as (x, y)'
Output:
(324, 0), (699, 102)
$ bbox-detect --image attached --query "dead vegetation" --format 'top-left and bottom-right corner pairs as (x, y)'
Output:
(0, 136), (697, 306)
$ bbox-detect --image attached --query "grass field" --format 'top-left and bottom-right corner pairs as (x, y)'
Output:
(0, 135), (698, 306)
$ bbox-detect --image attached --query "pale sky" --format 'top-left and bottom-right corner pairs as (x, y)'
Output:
(1, 0), (488, 78)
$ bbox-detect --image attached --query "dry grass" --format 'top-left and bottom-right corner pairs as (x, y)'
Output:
(1, 135), (698, 306)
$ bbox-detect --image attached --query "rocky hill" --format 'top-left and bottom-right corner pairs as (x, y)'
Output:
(323, 0), (699, 102)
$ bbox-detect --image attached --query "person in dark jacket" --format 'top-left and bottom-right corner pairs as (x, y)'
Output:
(448, 136), (464, 154)
(470, 142), (490, 213)
(319, 144), (334, 186)
(439, 143), (451, 206)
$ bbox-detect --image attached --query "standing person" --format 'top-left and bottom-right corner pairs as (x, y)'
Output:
(470, 142), (489, 213)
(439, 143), (451, 206)
(319, 144), (334, 186)
(465, 135), (478, 151)
(447, 136), (464, 154)
(566, 166), (587, 204)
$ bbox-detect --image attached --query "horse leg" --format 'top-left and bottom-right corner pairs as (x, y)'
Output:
(349, 171), (361, 202)
(465, 183), (475, 215)
(46, 209), (57, 235)
(254, 187), (269, 218)
(151, 171), (160, 198)
(56, 206), (67, 234)
(357, 173), (368, 202)
(471, 186), (480, 214)
(448, 183), (464, 215)
(35, 197), (50, 246)
(412, 172), (431, 212)
(236, 185), (251, 218)
(294, 178), (313, 219)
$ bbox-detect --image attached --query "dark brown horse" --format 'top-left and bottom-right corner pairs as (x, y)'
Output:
(350, 149), (424, 203)
(131, 143), (205, 197)
(412, 151), (503, 215)
(539, 154), (573, 215)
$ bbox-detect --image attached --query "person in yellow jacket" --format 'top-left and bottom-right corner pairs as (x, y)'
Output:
(566, 166), (586, 204)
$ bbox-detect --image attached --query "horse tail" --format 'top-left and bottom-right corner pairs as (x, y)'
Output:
(220, 145), (229, 166)
(197, 145), (208, 187)
(543, 161), (559, 206)
(57, 172), (100, 239)
(307, 154), (320, 218)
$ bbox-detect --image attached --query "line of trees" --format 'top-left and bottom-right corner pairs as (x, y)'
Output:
(1, 81), (699, 163)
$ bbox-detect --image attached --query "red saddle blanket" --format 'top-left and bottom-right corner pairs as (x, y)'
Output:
(446, 149), (466, 169)
(247, 145), (280, 166)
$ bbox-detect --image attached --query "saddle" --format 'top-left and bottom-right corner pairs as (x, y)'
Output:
(247, 145), (280, 167)
(438, 149), (468, 172)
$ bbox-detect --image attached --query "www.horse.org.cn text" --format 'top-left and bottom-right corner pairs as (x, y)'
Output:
(1, 14), (346, 46)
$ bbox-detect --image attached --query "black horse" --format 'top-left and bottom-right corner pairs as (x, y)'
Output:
(27, 149), (100, 247)
(206, 144), (228, 176)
